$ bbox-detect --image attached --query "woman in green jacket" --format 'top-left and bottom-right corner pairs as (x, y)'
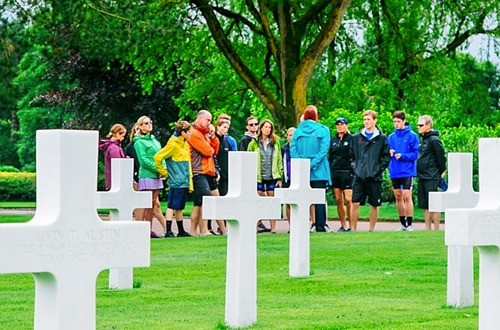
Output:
(247, 119), (283, 233)
(134, 115), (165, 238)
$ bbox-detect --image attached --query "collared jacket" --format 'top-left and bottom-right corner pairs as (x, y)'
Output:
(99, 138), (125, 190)
(290, 119), (331, 183)
(247, 138), (283, 183)
(387, 124), (419, 179)
(154, 134), (193, 191)
(350, 127), (391, 181)
(133, 133), (162, 179)
(329, 132), (354, 173)
(188, 125), (219, 176)
(417, 130), (446, 179)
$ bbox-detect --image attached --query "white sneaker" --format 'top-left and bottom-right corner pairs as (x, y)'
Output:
(324, 225), (332, 233)
(396, 225), (406, 231)
(406, 225), (414, 231)
(310, 224), (316, 232)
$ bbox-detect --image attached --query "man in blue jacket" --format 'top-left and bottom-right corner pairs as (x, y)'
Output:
(350, 110), (391, 231)
(388, 111), (419, 231)
(290, 105), (331, 232)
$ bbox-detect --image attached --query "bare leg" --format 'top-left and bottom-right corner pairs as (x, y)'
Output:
(211, 188), (227, 234)
(267, 190), (276, 233)
(369, 205), (379, 231)
(403, 189), (414, 217)
(424, 209), (432, 230)
(153, 196), (166, 231)
(310, 204), (316, 228)
(132, 183), (145, 221)
(351, 202), (360, 231)
(431, 212), (440, 230)
(191, 205), (201, 236)
(394, 188), (405, 217)
(334, 188), (347, 229)
(344, 189), (353, 229)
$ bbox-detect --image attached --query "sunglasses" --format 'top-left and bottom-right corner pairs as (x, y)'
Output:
(142, 121), (153, 125)
(417, 124), (425, 127)
(248, 123), (258, 126)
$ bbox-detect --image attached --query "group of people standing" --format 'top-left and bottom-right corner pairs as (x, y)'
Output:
(99, 107), (446, 237)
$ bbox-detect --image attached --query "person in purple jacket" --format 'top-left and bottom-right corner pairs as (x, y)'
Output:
(99, 124), (127, 191)
(388, 111), (419, 231)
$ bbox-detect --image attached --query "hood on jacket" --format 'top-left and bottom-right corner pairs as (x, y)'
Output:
(99, 138), (120, 151)
(295, 119), (323, 135)
(133, 133), (153, 142)
(360, 125), (383, 139)
(394, 124), (414, 137)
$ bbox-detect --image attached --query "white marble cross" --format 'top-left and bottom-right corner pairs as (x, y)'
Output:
(446, 138), (500, 330)
(275, 159), (325, 277)
(429, 153), (479, 307)
(0, 130), (150, 330)
(96, 158), (151, 289)
(203, 152), (282, 328)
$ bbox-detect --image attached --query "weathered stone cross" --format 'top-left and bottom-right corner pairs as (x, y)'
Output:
(96, 158), (151, 289)
(0, 130), (150, 330)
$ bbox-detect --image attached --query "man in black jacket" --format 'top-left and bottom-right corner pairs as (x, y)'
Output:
(350, 110), (391, 231)
(417, 115), (446, 230)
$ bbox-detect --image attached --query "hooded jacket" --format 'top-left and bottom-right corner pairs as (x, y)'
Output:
(290, 119), (331, 183)
(417, 130), (446, 179)
(247, 138), (283, 183)
(154, 134), (193, 190)
(99, 138), (125, 190)
(387, 124), (419, 179)
(188, 124), (219, 176)
(350, 126), (391, 181)
(133, 133), (162, 179)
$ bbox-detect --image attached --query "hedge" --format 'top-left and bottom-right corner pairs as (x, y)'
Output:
(0, 172), (37, 202)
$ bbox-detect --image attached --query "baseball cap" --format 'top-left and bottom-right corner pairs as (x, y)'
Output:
(336, 117), (348, 125)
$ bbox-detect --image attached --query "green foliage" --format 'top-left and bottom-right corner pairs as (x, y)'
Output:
(0, 165), (19, 172)
(0, 120), (20, 168)
(0, 172), (36, 201)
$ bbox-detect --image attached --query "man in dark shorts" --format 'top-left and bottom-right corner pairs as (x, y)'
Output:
(417, 115), (446, 230)
(329, 117), (354, 232)
(388, 111), (419, 231)
(350, 110), (391, 231)
(188, 110), (227, 236)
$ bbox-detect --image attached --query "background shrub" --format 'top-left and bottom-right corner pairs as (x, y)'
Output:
(0, 172), (36, 201)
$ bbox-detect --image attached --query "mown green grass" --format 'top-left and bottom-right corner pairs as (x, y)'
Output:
(1, 202), (426, 222)
(0, 219), (478, 329)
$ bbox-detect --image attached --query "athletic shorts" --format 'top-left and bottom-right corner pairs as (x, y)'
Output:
(331, 171), (353, 190)
(192, 175), (218, 206)
(391, 177), (413, 190)
(352, 178), (382, 207)
(257, 179), (278, 192)
(167, 187), (189, 210)
(417, 178), (439, 209)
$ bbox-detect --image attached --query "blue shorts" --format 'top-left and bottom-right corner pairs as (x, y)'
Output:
(257, 179), (278, 192)
(167, 187), (189, 210)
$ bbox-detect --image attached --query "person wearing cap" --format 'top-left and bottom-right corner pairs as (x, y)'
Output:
(388, 111), (419, 232)
(329, 117), (354, 232)
(350, 110), (391, 231)
(291, 105), (331, 232)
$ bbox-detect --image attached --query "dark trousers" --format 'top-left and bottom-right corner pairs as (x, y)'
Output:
(311, 180), (327, 231)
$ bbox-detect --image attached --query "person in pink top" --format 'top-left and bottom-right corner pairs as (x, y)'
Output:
(99, 124), (127, 191)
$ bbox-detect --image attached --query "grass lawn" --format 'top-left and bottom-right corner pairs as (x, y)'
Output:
(0, 201), (426, 222)
(0, 214), (478, 329)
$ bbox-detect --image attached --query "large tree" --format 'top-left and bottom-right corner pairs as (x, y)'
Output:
(188, 0), (352, 127)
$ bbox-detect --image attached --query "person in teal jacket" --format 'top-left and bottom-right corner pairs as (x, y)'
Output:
(247, 119), (283, 234)
(290, 105), (331, 232)
(134, 115), (165, 238)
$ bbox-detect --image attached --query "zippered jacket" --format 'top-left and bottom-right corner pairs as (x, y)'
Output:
(133, 133), (162, 179)
(350, 127), (391, 181)
(387, 124), (419, 179)
(154, 135), (193, 190)
(188, 125), (219, 176)
(417, 130), (446, 179)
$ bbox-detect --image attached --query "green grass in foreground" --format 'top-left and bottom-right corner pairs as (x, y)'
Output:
(0, 224), (478, 329)
(0, 201), (426, 222)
